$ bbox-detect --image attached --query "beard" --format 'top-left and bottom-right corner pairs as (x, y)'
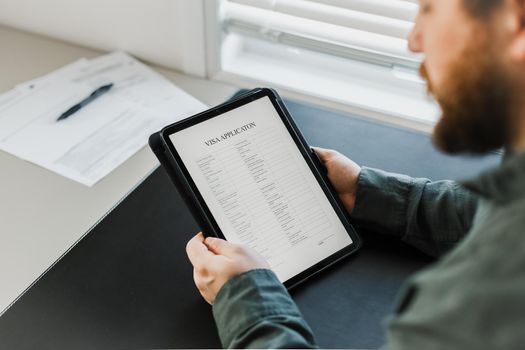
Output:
(420, 44), (513, 155)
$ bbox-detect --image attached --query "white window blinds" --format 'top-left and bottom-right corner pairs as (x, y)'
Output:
(222, 0), (421, 69)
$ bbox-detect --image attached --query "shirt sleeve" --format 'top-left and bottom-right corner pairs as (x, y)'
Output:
(351, 167), (478, 257)
(212, 269), (318, 349)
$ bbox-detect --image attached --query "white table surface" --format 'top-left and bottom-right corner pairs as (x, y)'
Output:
(0, 24), (237, 314)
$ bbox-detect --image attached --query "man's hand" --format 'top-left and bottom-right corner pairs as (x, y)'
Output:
(186, 232), (270, 304)
(312, 147), (361, 214)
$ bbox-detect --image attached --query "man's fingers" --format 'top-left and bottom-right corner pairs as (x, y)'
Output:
(204, 237), (238, 256)
(186, 232), (213, 267)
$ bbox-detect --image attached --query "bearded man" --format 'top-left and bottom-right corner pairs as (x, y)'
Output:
(186, 0), (525, 348)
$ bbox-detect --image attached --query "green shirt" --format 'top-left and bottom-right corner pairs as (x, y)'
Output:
(212, 151), (525, 349)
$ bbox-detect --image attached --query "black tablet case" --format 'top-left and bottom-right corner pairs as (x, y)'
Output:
(149, 88), (361, 289)
(0, 91), (500, 349)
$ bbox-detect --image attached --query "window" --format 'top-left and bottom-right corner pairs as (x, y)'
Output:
(205, 0), (438, 130)
(222, 0), (421, 69)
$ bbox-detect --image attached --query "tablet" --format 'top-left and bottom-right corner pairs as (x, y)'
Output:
(149, 88), (361, 288)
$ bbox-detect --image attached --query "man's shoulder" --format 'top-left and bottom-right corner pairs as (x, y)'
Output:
(477, 197), (525, 241)
(463, 198), (525, 276)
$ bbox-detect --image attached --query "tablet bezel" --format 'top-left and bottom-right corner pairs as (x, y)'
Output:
(159, 88), (361, 289)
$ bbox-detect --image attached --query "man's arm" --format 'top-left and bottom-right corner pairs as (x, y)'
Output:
(186, 234), (317, 348)
(213, 269), (317, 349)
(352, 167), (479, 257)
(312, 148), (479, 257)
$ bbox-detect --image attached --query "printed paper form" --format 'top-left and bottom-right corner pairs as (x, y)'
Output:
(0, 52), (206, 186)
(170, 97), (353, 282)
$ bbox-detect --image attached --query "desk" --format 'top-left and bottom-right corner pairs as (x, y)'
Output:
(0, 89), (500, 349)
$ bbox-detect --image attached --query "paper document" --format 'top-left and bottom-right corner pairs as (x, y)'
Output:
(0, 52), (206, 186)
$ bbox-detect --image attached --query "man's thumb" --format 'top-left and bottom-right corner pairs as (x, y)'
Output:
(205, 237), (236, 255)
(312, 146), (332, 163)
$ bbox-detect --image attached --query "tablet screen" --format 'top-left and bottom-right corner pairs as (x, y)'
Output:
(169, 96), (353, 282)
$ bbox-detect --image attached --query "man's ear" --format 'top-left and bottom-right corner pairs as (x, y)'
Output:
(508, 0), (525, 62)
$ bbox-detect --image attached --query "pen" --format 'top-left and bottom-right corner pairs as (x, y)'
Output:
(57, 83), (114, 121)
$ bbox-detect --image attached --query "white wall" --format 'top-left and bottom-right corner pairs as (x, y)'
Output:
(0, 0), (207, 76)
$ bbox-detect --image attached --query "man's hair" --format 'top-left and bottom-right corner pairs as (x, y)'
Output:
(463, 0), (503, 17)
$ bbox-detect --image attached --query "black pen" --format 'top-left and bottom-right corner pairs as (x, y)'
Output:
(57, 83), (114, 121)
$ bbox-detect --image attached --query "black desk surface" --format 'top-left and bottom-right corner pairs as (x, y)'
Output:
(0, 94), (500, 349)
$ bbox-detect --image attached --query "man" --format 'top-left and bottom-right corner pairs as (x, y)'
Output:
(186, 0), (525, 348)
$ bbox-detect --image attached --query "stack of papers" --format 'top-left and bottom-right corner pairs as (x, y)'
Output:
(0, 51), (207, 186)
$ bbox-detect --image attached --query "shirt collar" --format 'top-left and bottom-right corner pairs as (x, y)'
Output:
(461, 150), (525, 204)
